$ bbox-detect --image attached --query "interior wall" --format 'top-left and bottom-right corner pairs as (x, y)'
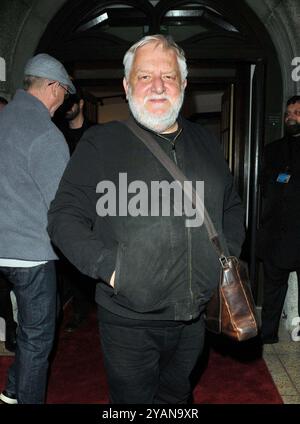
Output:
(98, 102), (129, 123)
(186, 92), (223, 114)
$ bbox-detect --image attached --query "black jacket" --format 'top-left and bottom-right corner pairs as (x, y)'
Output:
(257, 135), (300, 268)
(48, 117), (245, 321)
(61, 118), (94, 155)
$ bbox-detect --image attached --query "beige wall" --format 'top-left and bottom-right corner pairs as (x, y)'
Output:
(98, 102), (129, 123)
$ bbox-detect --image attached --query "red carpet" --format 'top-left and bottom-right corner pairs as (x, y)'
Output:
(0, 309), (282, 404)
(194, 347), (283, 404)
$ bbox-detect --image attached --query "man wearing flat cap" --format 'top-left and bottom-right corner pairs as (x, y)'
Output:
(0, 53), (74, 404)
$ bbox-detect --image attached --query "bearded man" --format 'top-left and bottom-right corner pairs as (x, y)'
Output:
(48, 35), (245, 404)
(60, 85), (94, 155)
(257, 95), (300, 344)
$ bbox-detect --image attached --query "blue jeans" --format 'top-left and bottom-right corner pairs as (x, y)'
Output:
(0, 262), (57, 404)
(98, 307), (205, 404)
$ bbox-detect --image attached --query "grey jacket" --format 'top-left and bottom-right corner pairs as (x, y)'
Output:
(0, 89), (69, 261)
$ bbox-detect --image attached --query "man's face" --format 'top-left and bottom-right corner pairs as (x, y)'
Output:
(285, 101), (300, 136)
(123, 42), (186, 133)
(65, 102), (80, 121)
(0, 102), (6, 112)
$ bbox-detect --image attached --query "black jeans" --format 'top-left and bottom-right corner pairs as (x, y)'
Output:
(261, 259), (300, 339)
(98, 307), (205, 404)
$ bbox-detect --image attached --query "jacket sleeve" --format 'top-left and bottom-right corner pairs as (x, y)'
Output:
(47, 133), (117, 281)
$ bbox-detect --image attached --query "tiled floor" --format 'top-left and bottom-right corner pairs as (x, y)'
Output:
(263, 319), (300, 404)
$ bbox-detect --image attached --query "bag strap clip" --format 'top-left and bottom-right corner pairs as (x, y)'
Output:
(219, 255), (229, 269)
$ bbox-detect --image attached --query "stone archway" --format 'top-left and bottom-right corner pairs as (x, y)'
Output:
(0, 0), (299, 101)
(0, 0), (67, 97)
(245, 0), (300, 101)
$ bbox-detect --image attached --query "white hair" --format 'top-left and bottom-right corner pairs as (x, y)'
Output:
(123, 34), (188, 82)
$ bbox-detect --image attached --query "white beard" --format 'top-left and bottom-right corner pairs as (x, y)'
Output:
(127, 87), (184, 133)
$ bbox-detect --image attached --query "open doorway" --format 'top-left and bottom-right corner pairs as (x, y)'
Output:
(36, 0), (282, 301)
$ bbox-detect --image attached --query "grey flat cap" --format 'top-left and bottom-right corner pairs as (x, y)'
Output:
(24, 53), (76, 94)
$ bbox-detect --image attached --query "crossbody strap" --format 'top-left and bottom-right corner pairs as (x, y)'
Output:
(124, 117), (226, 259)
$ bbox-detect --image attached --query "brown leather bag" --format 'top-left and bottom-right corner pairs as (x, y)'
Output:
(124, 118), (259, 342)
(205, 256), (258, 341)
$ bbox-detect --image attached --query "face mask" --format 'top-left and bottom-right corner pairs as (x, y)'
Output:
(285, 119), (300, 136)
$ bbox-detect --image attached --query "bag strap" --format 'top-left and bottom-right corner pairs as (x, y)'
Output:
(124, 117), (226, 260)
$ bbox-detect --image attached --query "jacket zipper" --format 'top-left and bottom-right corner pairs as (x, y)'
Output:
(171, 142), (177, 165)
(187, 226), (193, 319)
(171, 142), (194, 319)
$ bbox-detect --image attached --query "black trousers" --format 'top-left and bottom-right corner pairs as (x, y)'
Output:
(261, 259), (300, 339)
(97, 306), (205, 404)
(56, 259), (95, 316)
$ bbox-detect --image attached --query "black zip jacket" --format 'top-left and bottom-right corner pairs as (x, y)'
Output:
(257, 135), (300, 268)
(48, 116), (245, 321)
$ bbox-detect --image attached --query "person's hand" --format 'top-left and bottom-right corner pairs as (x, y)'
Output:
(110, 270), (116, 287)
